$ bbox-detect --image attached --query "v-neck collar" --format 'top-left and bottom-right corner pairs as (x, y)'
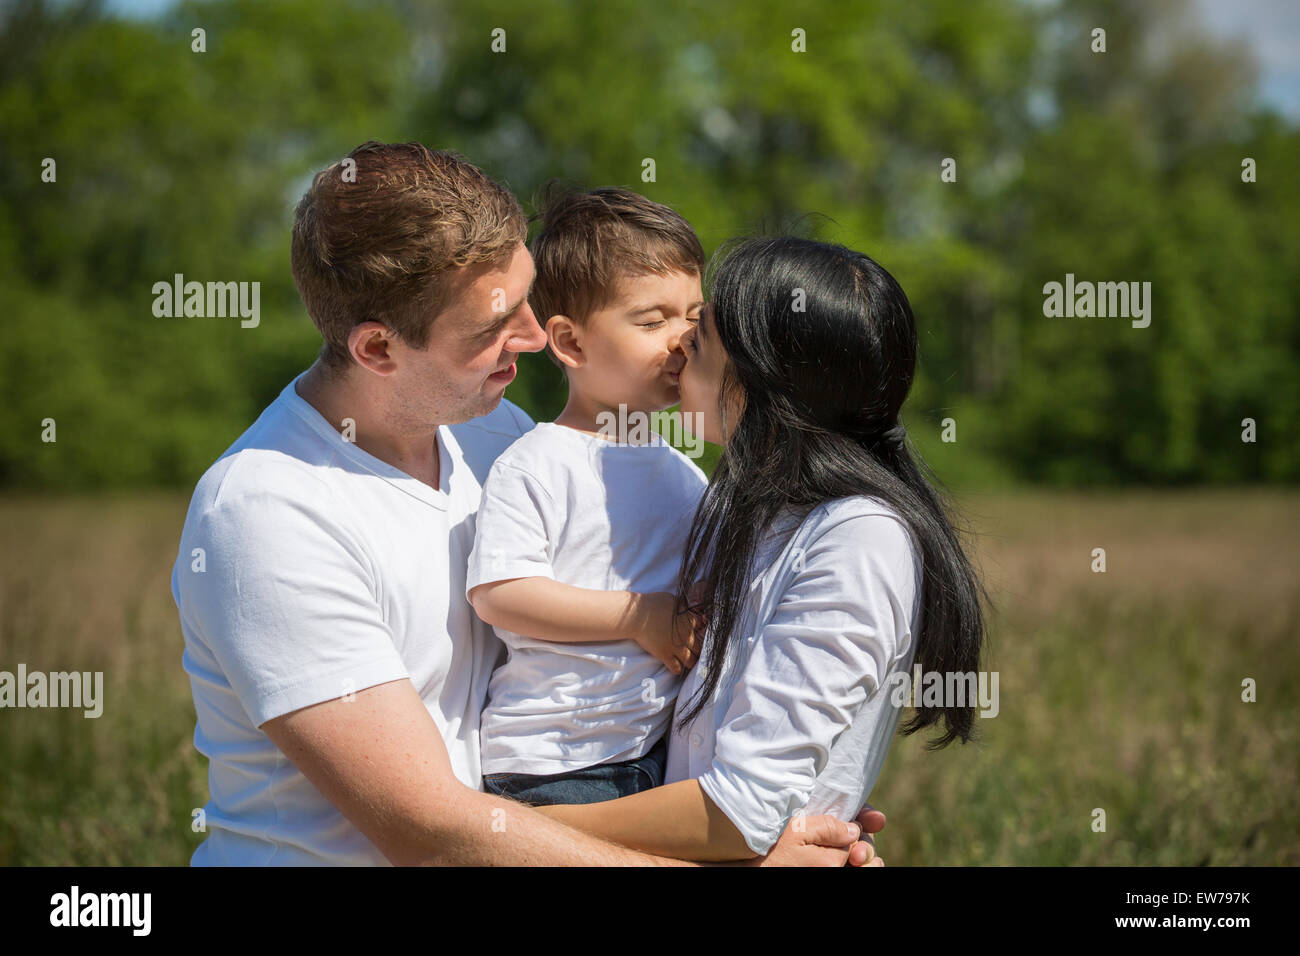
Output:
(281, 371), (455, 511)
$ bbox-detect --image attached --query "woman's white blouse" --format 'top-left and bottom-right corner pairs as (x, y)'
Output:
(664, 495), (922, 855)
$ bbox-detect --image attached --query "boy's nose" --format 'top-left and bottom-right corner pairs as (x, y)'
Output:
(666, 320), (690, 354)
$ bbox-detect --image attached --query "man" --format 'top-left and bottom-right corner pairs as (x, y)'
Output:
(172, 141), (882, 865)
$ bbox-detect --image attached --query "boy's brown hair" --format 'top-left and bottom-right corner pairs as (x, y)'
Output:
(529, 186), (706, 369)
(291, 141), (527, 370)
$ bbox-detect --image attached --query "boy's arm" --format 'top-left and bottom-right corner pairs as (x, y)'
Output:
(469, 577), (701, 674)
(466, 457), (701, 671)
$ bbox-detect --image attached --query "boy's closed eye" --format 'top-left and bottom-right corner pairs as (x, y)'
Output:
(646, 310), (700, 331)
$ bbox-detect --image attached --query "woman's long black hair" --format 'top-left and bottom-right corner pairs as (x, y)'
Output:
(673, 236), (988, 749)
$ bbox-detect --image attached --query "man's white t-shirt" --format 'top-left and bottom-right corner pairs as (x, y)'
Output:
(465, 422), (709, 775)
(172, 372), (533, 866)
(665, 496), (922, 855)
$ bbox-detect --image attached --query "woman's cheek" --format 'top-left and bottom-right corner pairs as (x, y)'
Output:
(681, 373), (703, 419)
(683, 393), (711, 443)
(681, 376), (718, 444)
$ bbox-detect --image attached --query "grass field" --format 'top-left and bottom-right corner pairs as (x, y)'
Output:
(1, 489), (1296, 865)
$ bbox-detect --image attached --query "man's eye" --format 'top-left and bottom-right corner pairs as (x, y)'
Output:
(640, 320), (666, 329)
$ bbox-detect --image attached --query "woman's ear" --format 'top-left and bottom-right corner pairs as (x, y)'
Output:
(546, 314), (585, 369)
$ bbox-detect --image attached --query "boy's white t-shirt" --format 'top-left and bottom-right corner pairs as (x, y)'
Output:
(172, 373), (533, 866)
(665, 496), (923, 855)
(465, 421), (709, 775)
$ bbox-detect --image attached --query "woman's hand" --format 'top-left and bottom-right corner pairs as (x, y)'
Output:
(850, 805), (887, 866)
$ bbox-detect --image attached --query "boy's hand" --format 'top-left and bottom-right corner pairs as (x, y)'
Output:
(635, 592), (704, 675)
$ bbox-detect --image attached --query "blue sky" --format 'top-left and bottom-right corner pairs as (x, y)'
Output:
(1193, 0), (1300, 118)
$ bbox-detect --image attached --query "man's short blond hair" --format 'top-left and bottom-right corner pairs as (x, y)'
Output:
(291, 141), (527, 369)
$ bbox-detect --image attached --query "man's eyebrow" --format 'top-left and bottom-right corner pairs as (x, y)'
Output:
(482, 270), (537, 328)
(506, 269), (537, 314)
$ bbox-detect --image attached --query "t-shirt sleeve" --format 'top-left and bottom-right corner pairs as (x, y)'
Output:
(696, 512), (919, 855)
(175, 485), (409, 729)
(465, 461), (556, 595)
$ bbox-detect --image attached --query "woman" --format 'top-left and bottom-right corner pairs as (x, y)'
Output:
(538, 236), (987, 861)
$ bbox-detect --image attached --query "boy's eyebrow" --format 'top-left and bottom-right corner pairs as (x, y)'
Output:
(628, 299), (706, 317)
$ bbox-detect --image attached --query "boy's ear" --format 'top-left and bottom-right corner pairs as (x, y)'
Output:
(546, 314), (585, 369)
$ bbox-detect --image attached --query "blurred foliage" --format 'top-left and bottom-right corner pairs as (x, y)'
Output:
(0, 0), (1295, 489)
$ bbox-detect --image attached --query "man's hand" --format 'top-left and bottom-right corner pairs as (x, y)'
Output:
(756, 815), (863, 866)
(754, 806), (888, 867)
(635, 592), (704, 675)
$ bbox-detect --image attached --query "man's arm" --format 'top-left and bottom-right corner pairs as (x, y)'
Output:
(260, 679), (864, 865)
(260, 678), (691, 865)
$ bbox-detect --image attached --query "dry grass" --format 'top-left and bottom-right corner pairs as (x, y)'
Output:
(0, 489), (1296, 864)
(873, 487), (1300, 865)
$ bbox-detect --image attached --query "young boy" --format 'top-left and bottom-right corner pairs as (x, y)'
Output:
(466, 187), (709, 806)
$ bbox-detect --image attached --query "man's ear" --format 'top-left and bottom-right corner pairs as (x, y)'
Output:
(546, 315), (584, 370)
(347, 321), (400, 376)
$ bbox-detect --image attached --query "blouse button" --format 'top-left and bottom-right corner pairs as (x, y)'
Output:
(690, 733), (703, 747)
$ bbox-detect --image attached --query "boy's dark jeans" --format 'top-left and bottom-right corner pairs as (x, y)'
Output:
(482, 735), (667, 806)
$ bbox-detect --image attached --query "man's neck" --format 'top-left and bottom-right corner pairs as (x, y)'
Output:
(295, 362), (441, 489)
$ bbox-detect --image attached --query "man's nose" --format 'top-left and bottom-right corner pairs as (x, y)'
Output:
(506, 302), (548, 353)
